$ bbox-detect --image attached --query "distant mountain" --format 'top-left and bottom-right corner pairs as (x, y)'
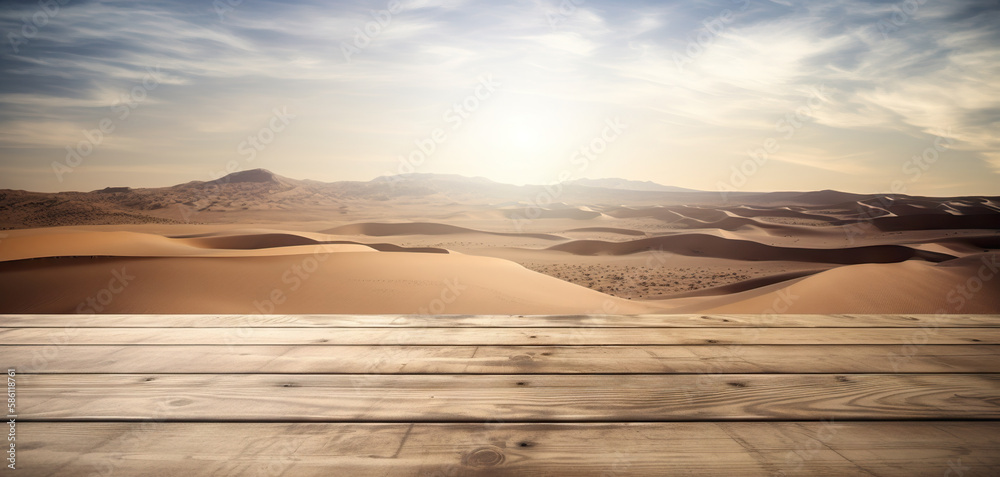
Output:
(206, 168), (284, 185)
(186, 168), (303, 189)
(7, 168), (992, 230)
(566, 178), (699, 193)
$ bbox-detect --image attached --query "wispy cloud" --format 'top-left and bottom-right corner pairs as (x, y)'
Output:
(0, 0), (997, 194)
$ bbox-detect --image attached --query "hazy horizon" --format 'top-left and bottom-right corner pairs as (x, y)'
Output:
(1, 0), (999, 195)
(8, 166), (1000, 198)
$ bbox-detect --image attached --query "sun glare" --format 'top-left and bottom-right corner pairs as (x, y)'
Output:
(507, 114), (549, 150)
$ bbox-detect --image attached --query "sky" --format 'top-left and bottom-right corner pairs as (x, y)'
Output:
(0, 0), (998, 195)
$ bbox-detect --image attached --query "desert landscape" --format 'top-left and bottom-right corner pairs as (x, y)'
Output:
(3, 0), (1000, 474)
(2, 169), (998, 315)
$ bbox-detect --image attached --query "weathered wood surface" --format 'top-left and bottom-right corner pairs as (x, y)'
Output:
(18, 422), (1000, 477)
(17, 373), (1000, 421)
(4, 314), (998, 476)
(5, 313), (999, 328)
(3, 344), (998, 374)
(2, 326), (996, 345)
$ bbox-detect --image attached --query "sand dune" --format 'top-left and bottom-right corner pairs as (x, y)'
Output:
(661, 205), (729, 222)
(672, 215), (785, 231)
(650, 269), (826, 299)
(601, 206), (819, 231)
(547, 234), (956, 264)
(766, 190), (872, 206)
(679, 253), (1000, 314)
(721, 205), (837, 222)
(180, 232), (451, 253)
(934, 234), (1000, 254)
(0, 229), (464, 263)
(0, 252), (658, 315)
(1, 171), (997, 314)
(565, 227), (647, 236)
(183, 233), (326, 250)
(603, 206), (684, 222)
(321, 222), (564, 240)
(500, 207), (603, 220)
(4, 224), (992, 314)
(863, 213), (1000, 232)
(0, 231), (381, 261)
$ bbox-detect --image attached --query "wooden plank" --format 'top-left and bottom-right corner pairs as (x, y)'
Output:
(2, 326), (995, 345)
(4, 345), (998, 374)
(17, 422), (1000, 476)
(17, 373), (1000, 421)
(5, 313), (999, 328)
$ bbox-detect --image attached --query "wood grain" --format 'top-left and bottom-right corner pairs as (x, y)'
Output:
(8, 313), (1000, 475)
(4, 344), (998, 374)
(2, 326), (996, 345)
(17, 373), (1000, 421)
(17, 422), (1000, 476)
(5, 313), (999, 328)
